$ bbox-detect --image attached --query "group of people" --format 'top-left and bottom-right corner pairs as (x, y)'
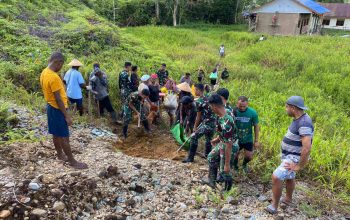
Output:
(40, 51), (314, 215)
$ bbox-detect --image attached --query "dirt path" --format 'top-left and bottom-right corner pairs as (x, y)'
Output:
(0, 105), (348, 220)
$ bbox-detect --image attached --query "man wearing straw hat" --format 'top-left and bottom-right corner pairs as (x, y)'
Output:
(40, 52), (88, 169)
(63, 58), (85, 116)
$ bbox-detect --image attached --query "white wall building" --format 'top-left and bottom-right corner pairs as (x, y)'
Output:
(321, 3), (350, 30)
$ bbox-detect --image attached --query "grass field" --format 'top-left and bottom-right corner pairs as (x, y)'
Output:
(1, 0), (350, 203)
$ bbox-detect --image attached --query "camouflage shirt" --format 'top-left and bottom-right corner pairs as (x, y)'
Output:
(119, 70), (132, 101)
(127, 91), (144, 112)
(217, 112), (237, 143)
(196, 96), (216, 125)
(156, 70), (169, 86)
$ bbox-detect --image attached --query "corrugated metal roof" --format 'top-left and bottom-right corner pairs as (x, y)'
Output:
(320, 3), (350, 18)
(295, 0), (330, 14)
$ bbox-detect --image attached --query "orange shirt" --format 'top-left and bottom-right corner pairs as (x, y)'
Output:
(40, 67), (68, 109)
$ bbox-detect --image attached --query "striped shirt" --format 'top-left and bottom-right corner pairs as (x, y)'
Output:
(281, 113), (314, 161)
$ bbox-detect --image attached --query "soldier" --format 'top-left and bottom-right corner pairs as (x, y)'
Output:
(182, 83), (217, 163)
(122, 89), (151, 140)
(119, 62), (132, 105)
(206, 94), (238, 191)
(156, 63), (169, 86)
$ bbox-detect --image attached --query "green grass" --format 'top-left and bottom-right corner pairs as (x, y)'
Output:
(1, 0), (350, 203)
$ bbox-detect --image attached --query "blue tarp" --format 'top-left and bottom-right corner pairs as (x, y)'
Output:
(296, 0), (330, 14)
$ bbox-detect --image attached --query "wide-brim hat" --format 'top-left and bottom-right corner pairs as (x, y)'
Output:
(141, 74), (150, 82)
(68, 59), (83, 67)
(286, 96), (308, 110)
(177, 82), (192, 93)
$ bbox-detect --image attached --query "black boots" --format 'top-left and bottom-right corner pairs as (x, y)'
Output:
(182, 151), (195, 163)
(224, 176), (233, 191)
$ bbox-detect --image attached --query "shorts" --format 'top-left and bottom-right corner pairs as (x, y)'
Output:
(47, 104), (69, 137)
(239, 142), (253, 152)
(198, 76), (203, 82)
(210, 79), (217, 86)
(273, 159), (297, 181)
(69, 98), (83, 107)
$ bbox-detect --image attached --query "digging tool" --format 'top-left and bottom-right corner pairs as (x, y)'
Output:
(175, 120), (206, 153)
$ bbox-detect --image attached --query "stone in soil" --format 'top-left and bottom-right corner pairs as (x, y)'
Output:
(0, 210), (11, 218)
(52, 201), (65, 211)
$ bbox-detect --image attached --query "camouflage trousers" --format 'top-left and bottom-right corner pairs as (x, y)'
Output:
(207, 141), (239, 178)
(189, 123), (215, 157)
(122, 103), (146, 125)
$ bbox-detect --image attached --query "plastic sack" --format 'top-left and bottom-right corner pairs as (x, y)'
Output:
(164, 92), (178, 110)
(170, 123), (190, 151)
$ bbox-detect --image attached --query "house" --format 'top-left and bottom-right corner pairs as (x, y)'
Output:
(251, 0), (330, 35)
(320, 3), (350, 30)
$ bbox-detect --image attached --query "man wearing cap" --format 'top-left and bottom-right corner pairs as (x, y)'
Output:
(122, 89), (151, 139)
(233, 96), (260, 173)
(40, 52), (88, 169)
(63, 59), (85, 116)
(183, 83), (217, 163)
(266, 96), (314, 215)
(180, 73), (192, 86)
(206, 94), (237, 190)
(156, 63), (169, 86)
(138, 75), (150, 93)
(89, 63), (117, 122)
(119, 62), (132, 105)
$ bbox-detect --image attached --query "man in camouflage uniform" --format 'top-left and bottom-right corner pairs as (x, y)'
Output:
(206, 93), (238, 191)
(122, 89), (151, 140)
(156, 63), (169, 86)
(183, 83), (217, 163)
(119, 62), (132, 105)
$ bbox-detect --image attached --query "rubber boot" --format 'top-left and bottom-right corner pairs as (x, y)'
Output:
(142, 120), (150, 133)
(204, 140), (212, 158)
(122, 125), (128, 140)
(182, 141), (197, 163)
(224, 176), (233, 191)
(208, 164), (218, 189)
(110, 111), (117, 123)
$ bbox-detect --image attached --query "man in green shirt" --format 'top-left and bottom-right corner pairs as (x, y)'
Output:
(233, 96), (260, 173)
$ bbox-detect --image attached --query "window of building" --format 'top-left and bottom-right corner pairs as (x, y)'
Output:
(322, 19), (330, 25)
(336, 19), (345, 26)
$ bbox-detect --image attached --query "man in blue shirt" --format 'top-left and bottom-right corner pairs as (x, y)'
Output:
(266, 96), (314, 215)
(63, 59), (85, 116)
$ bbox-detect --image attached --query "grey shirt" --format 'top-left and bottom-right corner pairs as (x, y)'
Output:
(89, 71), (108, 101)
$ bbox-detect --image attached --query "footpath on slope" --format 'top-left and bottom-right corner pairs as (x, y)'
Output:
(0, 104), (348, 220)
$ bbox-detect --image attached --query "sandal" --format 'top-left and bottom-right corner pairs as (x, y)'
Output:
(280, 198), (293, 206)
(265, 204), (278, 215)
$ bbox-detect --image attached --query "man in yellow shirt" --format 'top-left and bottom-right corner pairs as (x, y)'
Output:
(40, 52), (88, 169)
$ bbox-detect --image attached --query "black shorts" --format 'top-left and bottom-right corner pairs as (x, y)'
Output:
(210, 79), (217, 86)
(239, 142), (253, 152)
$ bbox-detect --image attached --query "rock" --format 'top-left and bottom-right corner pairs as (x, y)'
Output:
(28, 182), (41, 191)
(70, 171), (81, 177)
(125, 199), (136, 207)
(0, 210), (11, 218)
(164, 207), (173, 213)
(145, 192), (155, 200)
(221, 205), (230, 214)
(242, 212), (251, 218)
(273, 216), (284, 220)
(179, 203), (187, 209)
(42, 174), (55, 184)
(4, 182), (15, 188)
(52, 201), (65, 211)
(105, 214), (127, 220)
(129, 183), (146, 193)
(133, 164), (142, 169)
(31, 209), (47, 217)
(107, 166), (119, 176)
(92, 197), (98, 203)
(258, 195), (268, 202)
(227, 196), (239, 205)
(51, 188), (63, 198)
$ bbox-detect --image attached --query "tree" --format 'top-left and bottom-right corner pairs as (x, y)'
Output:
(155, 0), (160, 20)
